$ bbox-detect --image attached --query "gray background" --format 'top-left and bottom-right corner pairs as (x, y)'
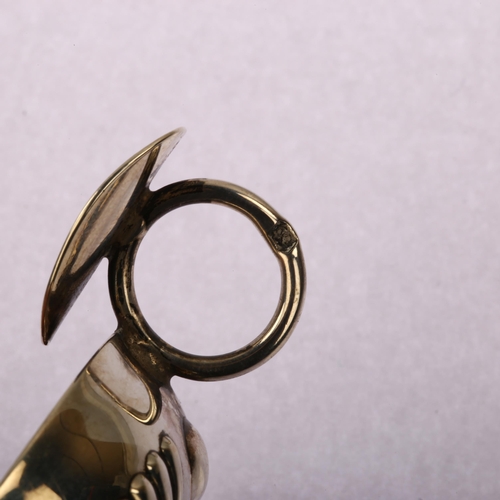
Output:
(1, 2), (500, 498)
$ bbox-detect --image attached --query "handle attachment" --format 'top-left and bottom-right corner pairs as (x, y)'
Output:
(42, 130), (306, 383)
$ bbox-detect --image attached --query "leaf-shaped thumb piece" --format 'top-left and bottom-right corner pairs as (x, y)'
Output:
(41, 128), (185, 344)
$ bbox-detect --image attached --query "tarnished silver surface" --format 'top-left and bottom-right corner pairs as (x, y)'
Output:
(0, 129), (306, 499)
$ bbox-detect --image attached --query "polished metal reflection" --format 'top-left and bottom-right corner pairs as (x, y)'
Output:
(0, 129), (306, 500)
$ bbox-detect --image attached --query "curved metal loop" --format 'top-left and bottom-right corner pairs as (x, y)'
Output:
(109, 179), (306, 382)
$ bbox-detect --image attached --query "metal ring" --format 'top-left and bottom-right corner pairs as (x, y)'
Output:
(110, 179), (305, 381)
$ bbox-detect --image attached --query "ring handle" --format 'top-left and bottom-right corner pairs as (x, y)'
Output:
(109, 179), (306, 382)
